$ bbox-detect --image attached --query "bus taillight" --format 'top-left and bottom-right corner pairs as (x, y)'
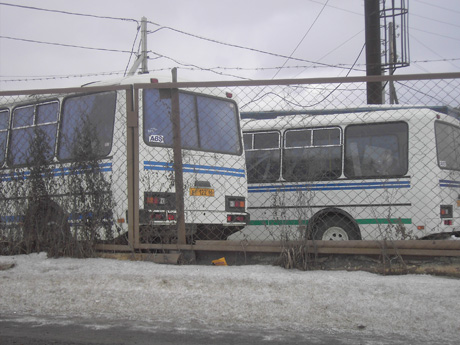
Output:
(144, 192), (175, 209)
(226, 196), (246, 212)
(230, 200), (245, 208)
(150, 212), (166, 221)
(440, 205), (453, 218)
(227, 215), (247, 223)
(146, 196), (166, 206)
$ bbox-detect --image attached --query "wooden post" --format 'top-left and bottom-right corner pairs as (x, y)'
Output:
(126, 87), (139, 248)
(171, 68), (186, 244)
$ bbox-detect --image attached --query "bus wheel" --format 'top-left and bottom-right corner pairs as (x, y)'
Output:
(312, 214), (361, 241)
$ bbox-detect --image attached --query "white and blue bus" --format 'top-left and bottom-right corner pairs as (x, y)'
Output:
(233, 106), (460, 241)
(0, 77), (248, 246)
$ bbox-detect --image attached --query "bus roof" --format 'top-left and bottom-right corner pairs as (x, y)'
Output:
(241, 106), (460, 132)
(241, 105), (460, 121)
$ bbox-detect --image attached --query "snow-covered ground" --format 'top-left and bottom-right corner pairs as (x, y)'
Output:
(1, 253), (459, 344)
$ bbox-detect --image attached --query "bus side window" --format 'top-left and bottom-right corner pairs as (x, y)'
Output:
(344, 122), (408, 178)
(245, 131), (280, 183)
(9, 102), (59, 166)
(58, 92), (116, 161)
(0, 109), (8, 166)
(283, 127), (341, 182)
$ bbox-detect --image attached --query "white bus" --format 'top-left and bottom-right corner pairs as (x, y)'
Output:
(234, 106), (460, 241)
(0, 78), (248, 246)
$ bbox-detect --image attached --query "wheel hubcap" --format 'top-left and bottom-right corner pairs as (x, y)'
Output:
(322, 226), (349, 240)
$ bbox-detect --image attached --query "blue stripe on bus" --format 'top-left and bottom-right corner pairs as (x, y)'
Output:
(440, 179), (460, 188)
(0, 163), (112, 182)
(144, 161), (246, 178)
(248, 180), (411, 193)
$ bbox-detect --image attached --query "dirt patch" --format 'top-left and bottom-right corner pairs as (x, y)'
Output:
(0, 263), (15, 271)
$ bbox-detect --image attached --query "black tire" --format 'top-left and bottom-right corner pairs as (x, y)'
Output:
(23, 197), (71, 255)
(311, 214), (361, 241)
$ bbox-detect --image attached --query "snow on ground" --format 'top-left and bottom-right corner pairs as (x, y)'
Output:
(1, 253), (459, 344)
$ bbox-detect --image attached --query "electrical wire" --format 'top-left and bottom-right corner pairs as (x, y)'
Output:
(145, 21), (358, 72)
(148, 51), (252, 80)
(0, 35), (133, 54)
(124, 25), (142, 76)
(2, 56), (459, 84)
(0, 1), (361, 73)
(240, 42), (366, 110)
(411, 28), (460, 42)
(417, 0), (460, 15)
(272, 0), (330, 79)
(0, 2), (139, 24)
(305, 0), (362, 16)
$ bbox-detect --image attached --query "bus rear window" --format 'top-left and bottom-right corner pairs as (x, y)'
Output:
(143, 89), (242, 155)
(344, 122), (408, 178)
(435, 121), (460, 170)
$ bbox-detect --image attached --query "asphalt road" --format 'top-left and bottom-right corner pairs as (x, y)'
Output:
(0, 320), (339, 345)
(0, 316), (439, 345)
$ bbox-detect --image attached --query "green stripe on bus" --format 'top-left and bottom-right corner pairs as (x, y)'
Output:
(356, 218), (412, 225)
(249, 218), (412, 226)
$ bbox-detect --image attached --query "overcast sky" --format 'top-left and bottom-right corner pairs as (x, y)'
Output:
(0, 0), (459, 91)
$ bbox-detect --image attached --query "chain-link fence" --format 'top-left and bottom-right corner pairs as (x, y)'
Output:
(218, 73), (460, 243)
(1, 73), (459, 257)
(0, 86), (130, 256)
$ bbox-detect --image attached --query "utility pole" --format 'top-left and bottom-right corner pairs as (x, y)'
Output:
(364, 0), (383, 104)
(389, 21), (399, 104)
(140, 16), (148, 74)
(127, 17), (149, 76)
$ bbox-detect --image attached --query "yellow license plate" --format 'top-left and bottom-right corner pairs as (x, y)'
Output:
(190, 188), (214, 197)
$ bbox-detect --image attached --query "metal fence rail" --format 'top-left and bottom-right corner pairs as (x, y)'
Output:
(1, 73), (459, 257)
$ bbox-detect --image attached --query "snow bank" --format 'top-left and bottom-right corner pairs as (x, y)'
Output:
(1, 253), (459, 343)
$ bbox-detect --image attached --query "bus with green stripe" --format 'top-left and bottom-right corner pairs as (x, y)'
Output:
(233, 106), (460, 241)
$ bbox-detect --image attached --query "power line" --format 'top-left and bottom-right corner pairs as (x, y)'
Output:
(0, 71), (126, 83)
(410, 28), (460, 42)
(145, 21), (357, 72)
(417, 0), (460, 15)
(410, 34), (460, 71)
(0, 35), (133, 54)
(2, 56), (459, 83)
(124, 25), (142, 76)
(2, 1), (458, 73)
(411, 13), (460, 29)
(0, 2), (138, 24)
(1, 1), (353, 72)
(305, 0), (362, 16)
(273, 0), (330, 79)
(148, 51), (252, 80)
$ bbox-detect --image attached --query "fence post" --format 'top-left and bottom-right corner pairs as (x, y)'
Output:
(171, 68), (186, 244)
(126, 87), (140, 248)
